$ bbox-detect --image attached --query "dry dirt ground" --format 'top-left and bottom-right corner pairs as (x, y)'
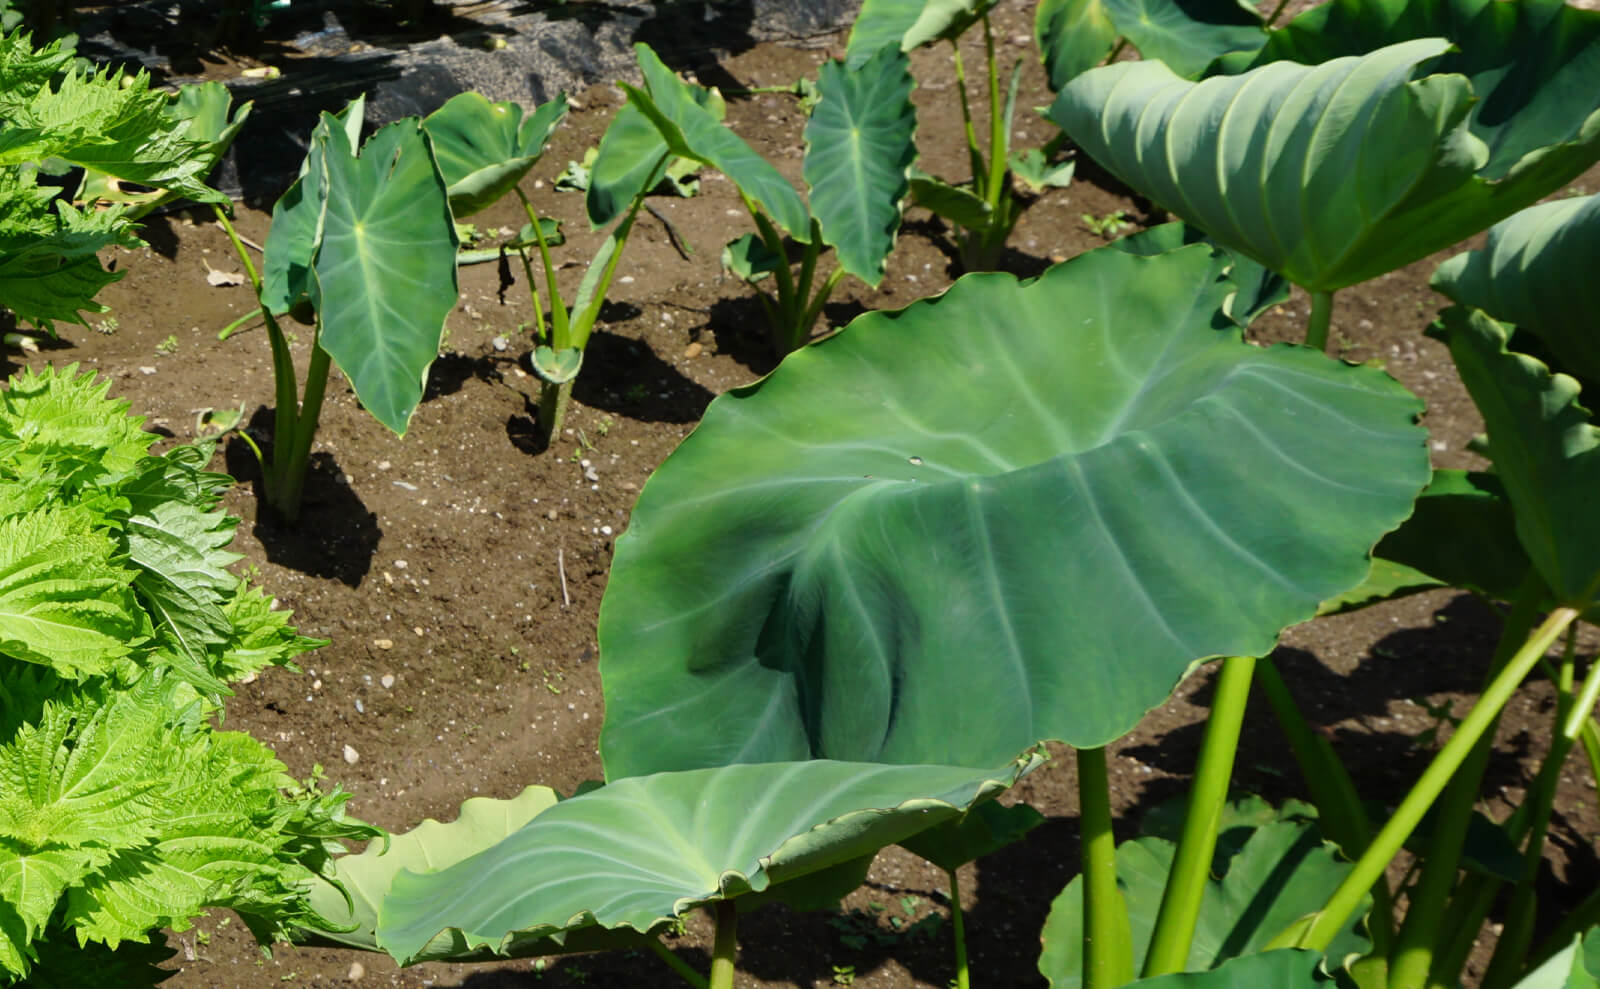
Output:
(6, 2), (1600, 986)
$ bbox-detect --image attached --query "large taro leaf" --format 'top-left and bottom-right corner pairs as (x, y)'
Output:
(373, 757), (1033, 965)
(802, 47), (916, 287)
(1102, 0), (1266, 80)
(1433, 307), (1600, 609)
(312, 115), (459, 436)
(1037, 819), (1366, 987)
(598, 246), (1429, 778)
(421, 92), (566, 217)
(1048, 38), (1600, 293)
(1036, 0), (1119, 92)
(1433, 193), (1600, 386)
(625, 44), (810, 240)
(845, 0), (999, 67)
(1107, 221), (1286, 327)
(297, 786), (645, 961)
(1225, 0), (1600, 183)
(1514, 929), (1600, 989)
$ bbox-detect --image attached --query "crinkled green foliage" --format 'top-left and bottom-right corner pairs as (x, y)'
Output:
(0, 365), (371, 983)
(0, 28), (231, 332)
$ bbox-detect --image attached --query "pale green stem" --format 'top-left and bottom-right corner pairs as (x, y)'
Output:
(948, 868), (970, 989)
(1480, 638), (1600, 989)
(1306, 290), (1334, 352)
(271, 335), (331, 522)
(792, 267), (846, 351)
(948, 41), (986, 194)
(647, 937), (710, 989)
(515, 246), (547, 341)
(709, 900), (738, 989)
(212, 205), (263, 292)
(1391, 579), (1546, 989)
(1143, 656), (1257, 978)
(1281, 606), (1579, 954)
(518, 186), (569, 345)
(1078, 746), (1134, 988)
(1255, 659), (1393, 957)
(982, 14), (1008, 214)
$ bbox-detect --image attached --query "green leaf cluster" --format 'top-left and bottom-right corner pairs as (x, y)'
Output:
(0, 364), (375, 983)
(0, 30), (240, 332)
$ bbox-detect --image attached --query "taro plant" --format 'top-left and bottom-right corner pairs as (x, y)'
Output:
(214, 96), (458, 522)
(847, 0), (1074, 272)
(1047, 0), (1600, 352)
(0, 364), (377, 985)
(623, 41), (917, 356)
(419, 88), (677, 444)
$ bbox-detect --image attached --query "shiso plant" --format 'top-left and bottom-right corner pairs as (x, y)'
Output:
(0, 364), (376, 985)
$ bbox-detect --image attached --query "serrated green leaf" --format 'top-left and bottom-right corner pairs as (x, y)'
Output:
(803, 47), (916, 286)
(422, 92), (567, 217)
(0, 364), (152, 496)
(126, 499), (242, 681)
(0, 507), (142, 676)
(19, 927), (175, 988)
(1037, 820), (1365, 986)
(212, 583), (325, 683)
(1433, 307), (1600, 608)
(375, 756), (1034, 965)
(627, 43), (810, 240)
(1050, 37), (1600, 292)
(313, 115), (459, 436)
(1433, 193), (1600, 386)
(599, 246), (1429, 777)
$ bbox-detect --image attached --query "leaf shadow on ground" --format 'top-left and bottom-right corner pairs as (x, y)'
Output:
(224, 407), (382, 587)
(1123, 595), (1520, 809)
(570, 328), (716, 425)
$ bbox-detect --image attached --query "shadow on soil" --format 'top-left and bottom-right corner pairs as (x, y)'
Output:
(225, 408), (382, 587)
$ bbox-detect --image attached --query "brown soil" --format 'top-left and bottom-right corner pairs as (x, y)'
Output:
(8, 3), (1600, 986)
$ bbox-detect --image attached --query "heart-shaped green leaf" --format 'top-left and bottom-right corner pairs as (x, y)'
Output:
(1036, 0), (1119, 92)
(312, 116), (459, 436)
(585, 90), (718, 228)
(846, 0), (1000, 66)
(1371, 469), (1530, 603)
(1103, 0), (1266, 79)
(1433, 193), (1600, 387)
(598, 246), (1429, 778)
(1049, 38), (1600, 291)
(898, 799), (1044, 872)
(1038, 818), (1365, 987)
(803, 46), (916, 287)
(625, 44), (810, 239)
(373, 756), (1034, 965)
(260, 98), (364, 318)
(1432, 307), (1600, 609)
(422, 92), (567, 217)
